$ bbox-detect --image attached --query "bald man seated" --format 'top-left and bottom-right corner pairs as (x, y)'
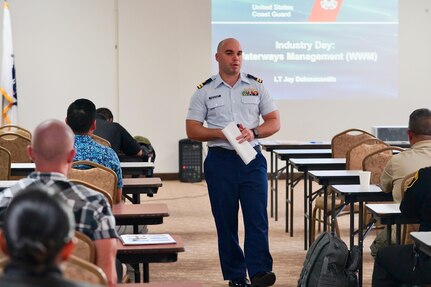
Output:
(0, 119), (120, 284)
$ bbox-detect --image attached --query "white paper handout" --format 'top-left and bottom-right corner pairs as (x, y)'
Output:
(222, 122), (257, 165)
(120, 234), (176, 245)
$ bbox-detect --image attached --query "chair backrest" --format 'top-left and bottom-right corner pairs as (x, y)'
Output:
(0, 124), (32, 139)
(400, 171), (420, 245)
(345, 138), (389, 170)
(362, 146), (405, 184)
(0, 255), (107, 285)
(0, 146), (11, 180)
(0, 132), (32, 163)
(73, 231), (97, 264)
(68, 160), (118, 204)
(70, 179), (113, 206)
(91, 134), (111, 147)
(331, 128), (375, 158)
(63, 255), (108, 285)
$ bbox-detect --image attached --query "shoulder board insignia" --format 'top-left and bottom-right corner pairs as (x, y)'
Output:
(197, 78), (213, 89)
(247, 74), (263, 83)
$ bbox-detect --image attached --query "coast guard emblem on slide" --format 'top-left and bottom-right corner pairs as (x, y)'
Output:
(320, 0), (338, 10)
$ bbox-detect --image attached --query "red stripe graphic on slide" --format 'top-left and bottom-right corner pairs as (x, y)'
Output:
(308, 0), (343, 22)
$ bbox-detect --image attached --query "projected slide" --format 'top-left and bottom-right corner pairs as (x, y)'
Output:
(212, 0), (398, 100)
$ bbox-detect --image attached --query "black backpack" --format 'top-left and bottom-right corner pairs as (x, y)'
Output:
(134, 136), (156, 163)
(297, 232), (360, 287)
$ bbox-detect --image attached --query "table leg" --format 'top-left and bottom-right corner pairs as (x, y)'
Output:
(289, 163), (294, 236)
(323, 185), (328, 232)
(143, 263), (150, 283)
(133, 194), (140, 204)
(387, 224), (392, 245)
(303, 169), (308, 250)
(270, 151), (274, 218)
(396, 224), (401, 245)
(358, 201), (364, 287)
(275, 161), (281, 222)
(274, 158), (279, 222)
(308, 177), (313, 246)
(350, 202), (355, 249)
(132, 263), (140, 282)
(331, 185), (335, 233)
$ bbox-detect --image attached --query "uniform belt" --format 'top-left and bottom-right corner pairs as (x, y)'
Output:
(208, 145), (261, 154)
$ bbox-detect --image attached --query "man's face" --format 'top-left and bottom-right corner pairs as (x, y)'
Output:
(216, 39), (242, 76)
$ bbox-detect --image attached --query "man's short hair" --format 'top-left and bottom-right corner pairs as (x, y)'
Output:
(408, 108), (431, 136)
(66, 98), (96, 134)
(96, 107), (113, 121)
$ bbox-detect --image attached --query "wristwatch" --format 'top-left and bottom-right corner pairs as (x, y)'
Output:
(252, 128), (259, 138)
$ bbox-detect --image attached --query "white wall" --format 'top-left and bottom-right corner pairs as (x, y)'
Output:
(11, 0), (118, 125)
(3, 0), (431, 173)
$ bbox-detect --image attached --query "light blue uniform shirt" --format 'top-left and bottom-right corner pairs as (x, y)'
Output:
(187, 73), (277, 149)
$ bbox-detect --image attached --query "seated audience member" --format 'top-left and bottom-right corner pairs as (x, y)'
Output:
(0, 119), (119, 284)
(371, 108), (431, 255)
(66, 99), (123, 202)
(94, 107), (155, 163)
(0, 184), (102, 287)
(372, 167), (431, 286)
(380, 108), (431, 203)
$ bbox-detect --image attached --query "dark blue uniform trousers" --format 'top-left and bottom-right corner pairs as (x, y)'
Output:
(204, 147), (273, 281)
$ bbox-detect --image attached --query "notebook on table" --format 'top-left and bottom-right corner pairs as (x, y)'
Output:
(119, 234), (176, 245)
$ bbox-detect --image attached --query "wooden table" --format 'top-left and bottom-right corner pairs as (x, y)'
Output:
(116, 235), (185, 283)
(123, 177), (162, 203)
(289, 158), (345, 248)
(113, 203), (169, 233)
(272, 149), (332, 225)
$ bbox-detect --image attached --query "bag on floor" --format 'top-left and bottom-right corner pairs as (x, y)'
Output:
(297, 232), (360, 287)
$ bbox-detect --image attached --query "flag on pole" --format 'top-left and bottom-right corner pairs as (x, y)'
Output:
(0, 0), (17, 125)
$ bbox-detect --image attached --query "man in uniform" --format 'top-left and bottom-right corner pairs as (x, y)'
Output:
(186, 38), (280, 287)
(380, 108), (431, 203)
(372, 166), (431, 286)
(371, 108), (431, 256)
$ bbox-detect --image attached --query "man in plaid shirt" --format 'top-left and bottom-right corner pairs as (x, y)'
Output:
(0, 119), (119, 284)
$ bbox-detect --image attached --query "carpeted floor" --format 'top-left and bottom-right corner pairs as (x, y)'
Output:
(140, 179), (378, 287)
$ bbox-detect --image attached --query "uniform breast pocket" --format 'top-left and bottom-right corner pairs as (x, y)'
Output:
(241, 96), (260, 120)
(206, 97), (225, 117)
(241, 96), (259, 105)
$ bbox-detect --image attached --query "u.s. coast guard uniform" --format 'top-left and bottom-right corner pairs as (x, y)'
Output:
(187, 73), (277, 281)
